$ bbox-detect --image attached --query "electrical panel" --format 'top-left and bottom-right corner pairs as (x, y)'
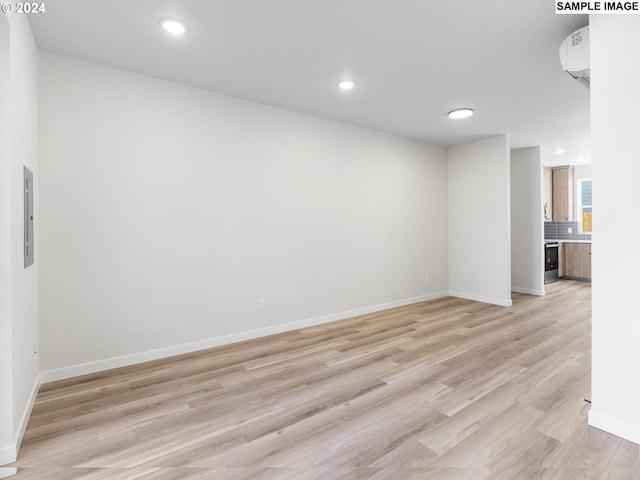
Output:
(24, 166), (34, 268)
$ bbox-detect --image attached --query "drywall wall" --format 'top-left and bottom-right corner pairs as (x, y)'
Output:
(589, 14), (640, 445)
(39, 52), (449, 378)
(448, 136), (512, 306)
(0, 12), (13, 464)
(510, 147), (544, 295)
(9, 12), (39, 440)
(573, 164), (591, 183)
(0, 13), (40, 465)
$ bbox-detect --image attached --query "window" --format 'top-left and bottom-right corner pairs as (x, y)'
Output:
(578, 178), (592, 233)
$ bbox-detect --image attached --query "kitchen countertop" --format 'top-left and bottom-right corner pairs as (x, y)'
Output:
(545, 239), (592, 244)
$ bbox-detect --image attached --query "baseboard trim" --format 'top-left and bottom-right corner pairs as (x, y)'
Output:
(588, 409), (640, 445)
(511, 286), (546, 296)
(41, 292), (449, 383)
(15, 374), (41, 457)
(449, 290), (513, 307)
(0, 445), (15, 468)
(0, 374), (40, 467)
(0, 467), (17, 478)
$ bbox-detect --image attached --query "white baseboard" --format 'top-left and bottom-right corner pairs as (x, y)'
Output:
(15, 374), (41, 456)
(41, 292), (448, 383)
(0, 373), (40, 467)
(0, 445), (15, 468)
(0, 467), (17, 479)
(511, 286), (546, 296)
(449, 290), (513, 307)
(588, 409), (640, 445)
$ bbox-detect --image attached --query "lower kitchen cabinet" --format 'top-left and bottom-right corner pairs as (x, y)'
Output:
(562, 242), (591, 281)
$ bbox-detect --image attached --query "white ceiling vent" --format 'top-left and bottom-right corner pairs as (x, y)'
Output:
(559, 26), (590, 88)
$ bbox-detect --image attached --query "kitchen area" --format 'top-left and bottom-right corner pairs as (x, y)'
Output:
(543, 164), (592, 284)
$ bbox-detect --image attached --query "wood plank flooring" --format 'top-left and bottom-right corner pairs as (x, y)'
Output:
(6, 280), (640, 479)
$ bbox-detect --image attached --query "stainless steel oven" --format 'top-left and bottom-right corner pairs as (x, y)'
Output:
(544, 242), (559, 284)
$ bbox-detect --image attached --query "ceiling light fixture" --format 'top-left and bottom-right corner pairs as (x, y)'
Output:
(448, 108), (474, 119)
(555, 148), (566, 155)
(337, 79), (356, 91)
(160, 18), (188, 36)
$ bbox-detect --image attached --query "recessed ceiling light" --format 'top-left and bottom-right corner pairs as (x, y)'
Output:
(448, 108), (474, 119)
(555, 148), (566, 155)
(160, 18), (188, 36)
(337, 79), (356, 91)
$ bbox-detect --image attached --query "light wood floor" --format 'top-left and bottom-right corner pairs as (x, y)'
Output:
(6, 280), (640, 479)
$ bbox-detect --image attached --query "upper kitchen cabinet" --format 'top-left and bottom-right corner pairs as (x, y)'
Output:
(543, 167), (553, 221)
(552, 165), (574, 221)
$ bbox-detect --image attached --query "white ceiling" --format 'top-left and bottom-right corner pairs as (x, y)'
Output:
(27, 0), (590, 166)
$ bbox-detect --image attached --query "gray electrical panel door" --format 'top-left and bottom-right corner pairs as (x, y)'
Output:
(24, 166), (34, 268)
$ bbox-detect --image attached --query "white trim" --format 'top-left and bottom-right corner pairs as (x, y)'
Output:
(41, 292), (448, 383)
(0, 467), (17, 479)
(588, 409), (640, 445)
(511, 286), (546, 296)
(15, 374), (40, 458)
(0, 445), (15, 468)
(449, 290), (513, 307)
(0, 374), (41, 467)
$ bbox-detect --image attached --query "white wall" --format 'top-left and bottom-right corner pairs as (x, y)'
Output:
(510, 147), (544, 296)
(39, 53), (450, 379)
(573, 164), (591, 183)
(589, 15), (640, 445)
(0, 13), (40, 466)
(447, 136), (512, 306)
(0, 13), (13, 464)
(573, 163), (591, 225)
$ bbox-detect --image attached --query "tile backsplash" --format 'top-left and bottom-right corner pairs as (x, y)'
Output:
(544, 221), (592, 241)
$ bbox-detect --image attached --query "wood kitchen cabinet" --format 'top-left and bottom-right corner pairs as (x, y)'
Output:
(562, 242), (591, 281)
(552, 166), (574, 221)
